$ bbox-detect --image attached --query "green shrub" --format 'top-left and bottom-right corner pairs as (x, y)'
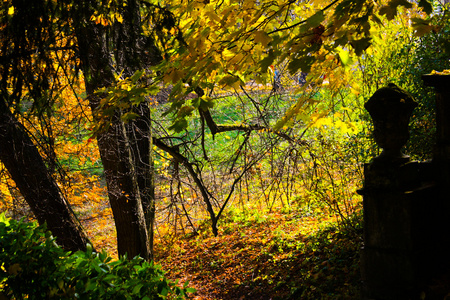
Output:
(0, 213), (194, 299)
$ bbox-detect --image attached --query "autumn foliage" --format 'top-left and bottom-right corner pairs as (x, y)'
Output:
(1, 0), (449, 298)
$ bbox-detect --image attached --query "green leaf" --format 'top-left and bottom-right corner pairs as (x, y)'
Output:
(177, 105), (194, 118)
(0, 212), (9, 226)
(337, 48), (352, 67)
(85, 243), (93, 256)
(120, 112), (140, 122)
(259, 50), (276, 72)
(57, 279), (64, 289)
(334, 35), (348, 47)
(218, 75), (240, 87)
(132, 284), (143, 295)
(160, 287), (169, 297)
(193, 96), (214, 110)
(86, 280), (97, 291)
(288, 56), (314, 74)
(130, 70), (145, 83)
(169, 118), (188, 133)
(99, 250), (108, 263)
(307, 11), (325, 28)
(442, 39), (450, 55)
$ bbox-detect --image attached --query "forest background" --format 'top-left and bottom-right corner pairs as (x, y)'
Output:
(1, 0), (450, 298)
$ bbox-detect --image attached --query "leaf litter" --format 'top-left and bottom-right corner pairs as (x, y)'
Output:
(154, 209), (363, 300)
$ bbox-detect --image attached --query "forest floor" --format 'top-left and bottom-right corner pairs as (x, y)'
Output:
(153, 208), (363, 300)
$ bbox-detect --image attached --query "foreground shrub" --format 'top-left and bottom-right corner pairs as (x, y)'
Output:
(0, 213), (193, 299)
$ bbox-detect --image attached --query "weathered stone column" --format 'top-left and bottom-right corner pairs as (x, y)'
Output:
(359, 83), (443, 299)
(422, 73), (450, 188)
(421, 73), (450, 294)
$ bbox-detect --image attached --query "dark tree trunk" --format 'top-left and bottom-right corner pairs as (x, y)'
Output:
(0, 99), (90, 252)
(73, 0), (159, 259)
(75, 26), (150, 259)
(114, 0), (159, 259)
(0, 0), (91, 252)
(125, 104), (156, 259)
(96, 116), (151, 259)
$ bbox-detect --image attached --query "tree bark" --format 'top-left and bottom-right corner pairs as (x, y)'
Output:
(115, 0), (160, 260)
(0, 99), (90, 252)
(73, 0), (159, 259)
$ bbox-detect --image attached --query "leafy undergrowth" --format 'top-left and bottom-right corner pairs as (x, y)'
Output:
(154, 209), (363, 300)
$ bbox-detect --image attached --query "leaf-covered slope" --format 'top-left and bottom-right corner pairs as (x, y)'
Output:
(155, 211), (363, 300)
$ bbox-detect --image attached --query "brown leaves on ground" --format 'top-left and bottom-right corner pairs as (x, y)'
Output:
(154, 211), (363, 300)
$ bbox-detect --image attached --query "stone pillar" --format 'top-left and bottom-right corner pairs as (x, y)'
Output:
(422, 74), (450, 188)
(359, 83), (443, 299)
(421, 73), (450, 292)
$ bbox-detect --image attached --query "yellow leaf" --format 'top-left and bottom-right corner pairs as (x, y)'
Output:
(8, 6), (14, 15)
(314, 116), (333, 128)
(229, 53), (245, 65)
(222, 48), (235, 59)
(100, 17), (110, 26)
(254, 30), (272, 47)
(163, 69), (184, 84)
(115, 13), (123, 23)
(204, 10), (221, 24)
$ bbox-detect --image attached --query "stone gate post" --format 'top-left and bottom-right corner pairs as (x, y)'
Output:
(359, 82), (450, 299)
(422, 73), (450, 187)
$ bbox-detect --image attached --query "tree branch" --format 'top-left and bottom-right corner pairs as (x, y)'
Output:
(152, 137), (218, 235)
(267, 0), (340, 35)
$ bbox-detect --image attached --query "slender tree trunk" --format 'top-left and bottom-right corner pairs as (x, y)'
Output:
(0, 99), (90, 252)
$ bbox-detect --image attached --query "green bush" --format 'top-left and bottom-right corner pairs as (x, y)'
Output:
(0, 213), (194, 299)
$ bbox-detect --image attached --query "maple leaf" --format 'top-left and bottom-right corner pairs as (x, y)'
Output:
(379, 0), (413, 20)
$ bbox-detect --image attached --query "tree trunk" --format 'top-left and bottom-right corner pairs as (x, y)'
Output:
(0, 99), (90, 252)
(125, 104), (156, 259)
(73, 1), (158, 259)
(97, 114), (151, 259)
(114, 0), (159, 260)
